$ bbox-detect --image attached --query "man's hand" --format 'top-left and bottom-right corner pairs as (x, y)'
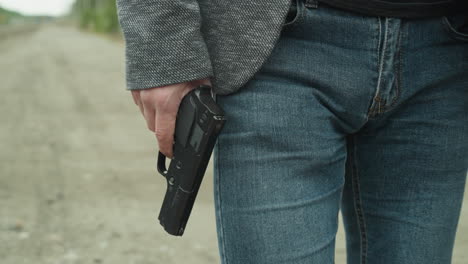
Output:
(131, 78), (212, 159)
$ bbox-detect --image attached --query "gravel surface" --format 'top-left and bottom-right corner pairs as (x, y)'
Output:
(0, 25), (466, 264)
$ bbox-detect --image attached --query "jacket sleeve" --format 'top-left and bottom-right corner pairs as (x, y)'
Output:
(116, 0), (214, 90)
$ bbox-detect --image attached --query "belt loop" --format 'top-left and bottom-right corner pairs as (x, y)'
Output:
(305, 0), (319, 8)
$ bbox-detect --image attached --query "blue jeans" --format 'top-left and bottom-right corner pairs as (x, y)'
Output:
(213, 0), (468, 263)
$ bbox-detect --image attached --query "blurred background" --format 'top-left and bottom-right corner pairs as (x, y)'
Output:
(0, 1), (466, 263)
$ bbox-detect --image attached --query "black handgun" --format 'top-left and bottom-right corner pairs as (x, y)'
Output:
(156, 84), (226, 236)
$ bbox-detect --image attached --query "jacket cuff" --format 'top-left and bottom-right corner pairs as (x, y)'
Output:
(123, 44), (214, 90)
(117, 0), (214, 90)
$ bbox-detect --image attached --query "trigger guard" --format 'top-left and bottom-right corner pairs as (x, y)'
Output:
(157, 151), (168, 177)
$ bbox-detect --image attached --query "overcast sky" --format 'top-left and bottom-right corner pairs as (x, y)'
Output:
(0, 0), (75, 16)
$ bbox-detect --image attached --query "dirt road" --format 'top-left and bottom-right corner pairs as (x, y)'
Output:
(0, 26), (466, 264)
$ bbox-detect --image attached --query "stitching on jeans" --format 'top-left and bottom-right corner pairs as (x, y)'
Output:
(369, 22), (404, 114)
(304, 0), (319, 8)
(387, 21), (403, 109)
(377, 17), (381, 71)
(367, 17), (381, 118)
(370, 19), (404, 115)
(442, 16), (468, 42)
(376, 18), (389, 103)
(296, 0), (306, 24)
(283, 0), (305, 28)
(350, 135), (368, 264)
(215, 140), (228, 264)
(369, 18), (389, 118)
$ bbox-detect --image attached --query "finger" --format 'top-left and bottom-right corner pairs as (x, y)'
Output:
(131, 90), (140, 105)
(141, 99), (156, 132)
(137, 101), (144, 116)
(154, 108), (176, 159)
(131, 91), (145, 115)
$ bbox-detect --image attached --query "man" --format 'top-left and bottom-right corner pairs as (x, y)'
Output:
(116, 0), (468, 263)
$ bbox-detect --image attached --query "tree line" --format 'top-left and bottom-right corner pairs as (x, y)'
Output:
(71, 0), (119, 33)
(0, 7), (52, 25)
(0, 7), (23, 25)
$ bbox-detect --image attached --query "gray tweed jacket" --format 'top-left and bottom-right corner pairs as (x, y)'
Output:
(116, 0), (293, 95)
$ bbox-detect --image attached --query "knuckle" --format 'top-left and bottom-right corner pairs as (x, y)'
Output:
(140, 95), (153, 105)
(155, 129), (169, 140)
(155, 129), (174, 150)
(154, 96), (169, 108)
(160, 145), (173, 156)
(140, 91), (154, 104)
(147, 123), (155, 132)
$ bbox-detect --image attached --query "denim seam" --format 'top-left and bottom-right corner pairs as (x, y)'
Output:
(366, 17), (381, 119)
(297, 0), (306, 23)
(383, 23), (403, 111)
(393, 25), (402, 107)
(370, 20), (404, 115)
(283, 0), (306, 28)
(304, 0), (319, 8)
(350, 135), (368, 264)
(441, 16), (468, 42)
(283, 0), (299, 26)
(215, 141), (228, 264)
(369, 18), (389, 118)
(377, 17), (382, 71)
